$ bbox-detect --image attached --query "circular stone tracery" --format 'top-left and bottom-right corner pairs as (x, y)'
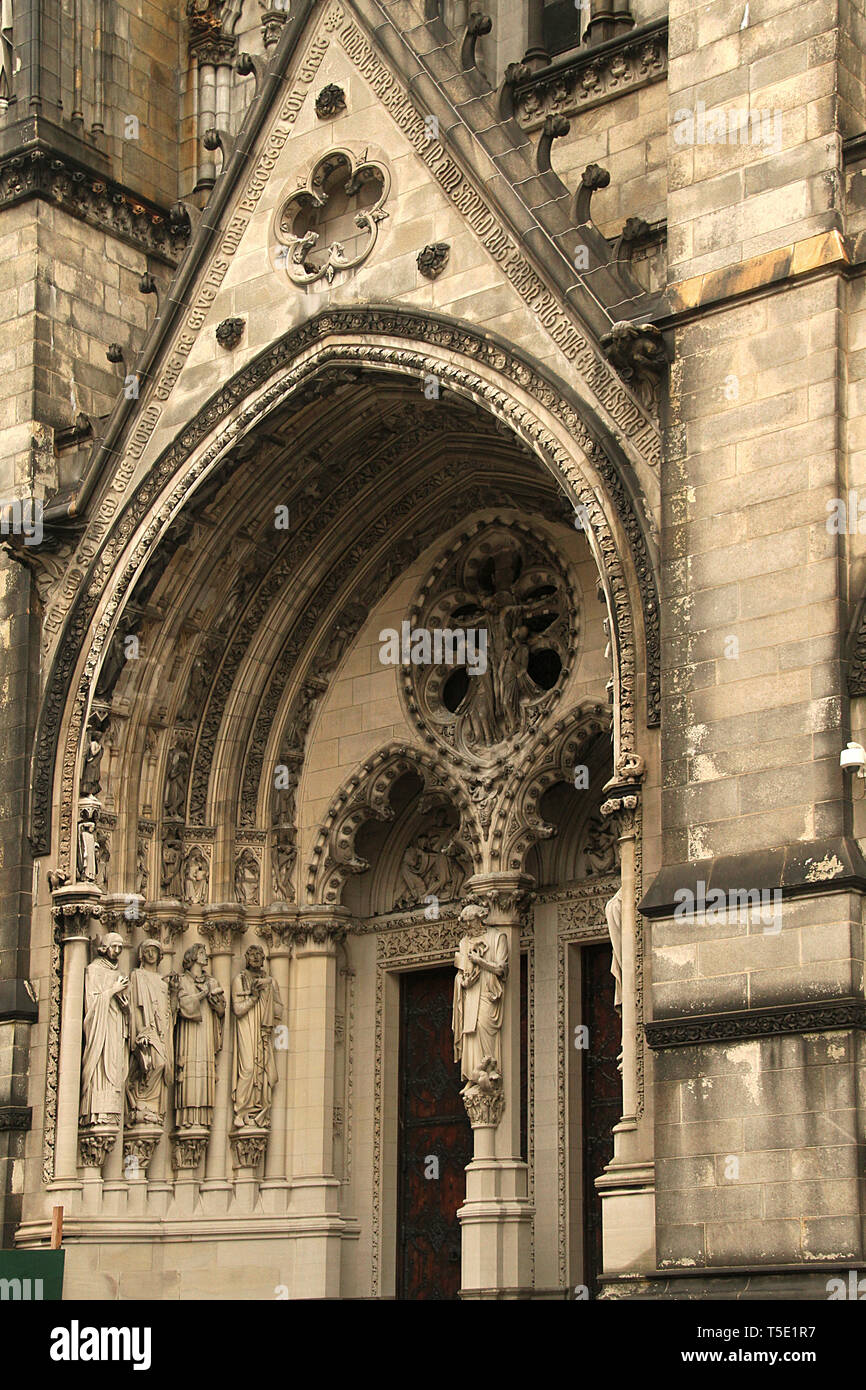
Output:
(401, 521), (578, 768)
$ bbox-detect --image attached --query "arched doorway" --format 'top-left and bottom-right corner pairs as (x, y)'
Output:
(23, 314), (656, 1298)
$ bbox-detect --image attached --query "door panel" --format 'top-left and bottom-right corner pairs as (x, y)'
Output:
(581, 941), (623, 1295)
(397, 967), (472, 1300)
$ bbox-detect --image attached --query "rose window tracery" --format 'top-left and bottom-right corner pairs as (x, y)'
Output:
(401, 523), (577, 765)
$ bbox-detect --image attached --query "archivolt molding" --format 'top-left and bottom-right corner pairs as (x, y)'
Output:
(33, 309), (658, 868)
(493, 705), (613, 873)
(305, 743), (483, 907)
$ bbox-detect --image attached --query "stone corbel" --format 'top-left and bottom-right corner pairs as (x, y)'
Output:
(600, 321), (668, 414)
(537, 113), (570, 175)
(461, 10), (492, 70)
(235, 51), (265, 94)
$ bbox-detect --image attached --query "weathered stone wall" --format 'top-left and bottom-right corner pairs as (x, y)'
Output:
(0, 552), (39, 1249)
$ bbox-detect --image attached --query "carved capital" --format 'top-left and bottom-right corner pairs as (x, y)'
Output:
(260, 7), (288, 47)
(291, 907), (351, 954)
(461, 872), (535, 926)
(123, 1126), (162, 1176)
(461, 1058), (505, 1129)
(51, 884), (103, 942)
(199, 913), (245, 953)
(230, 1128), (269, 1168)
(79, 1125), (117, 1169)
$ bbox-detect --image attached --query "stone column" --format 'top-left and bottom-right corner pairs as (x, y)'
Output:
(258, 910), (295, 1215)
(195, 913), (242, 1216)
(595, 768), (656, 1275)
(522, 0), (549, 69)
(0, 549), (39, 1248)
(583, 0), (634, 47)
(49, 888), (103, 1196)
(286, 907), (350, 1299)
(455, 873), (534, 1299)
(189, 32), (235, 193)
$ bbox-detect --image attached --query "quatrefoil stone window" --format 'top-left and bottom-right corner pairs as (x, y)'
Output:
(274, 149), (390, 287)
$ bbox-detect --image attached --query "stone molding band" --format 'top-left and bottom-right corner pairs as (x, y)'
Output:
(0, 1106), (32, 1132)
(645, 998), (866, 1050)
(0, 143), (190, 265)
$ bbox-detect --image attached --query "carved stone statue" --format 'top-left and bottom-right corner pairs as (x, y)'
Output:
(126, 940), (174, 1126)
(454, 551), (558, 746)
(394, 814), (467, 909)
(605, 885), (623, 1012)
(95, 828), (111, 891)
(452, 905), (509, 1088)
(583, 814), (620, 876)
(271, 832), (296, 902)
(174, 944), (225, 1129)
(80, 933), (129, 1126)
(0, 0), (12, 107)
(163, 741), (190, 819)
(77, 803), (99, 883)
(179, 648), (211, 723)
(80, 732), (104, 799)
(272, 780), (296, 827)
(161, 826), (184, 898)
(183, 846), (209, 905)
(234, 848), (260, 904)
(135, 838), (150, 898)
(230, 944), (283, 1127)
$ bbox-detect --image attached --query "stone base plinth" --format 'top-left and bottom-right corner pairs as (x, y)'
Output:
(457, 1157), (534, 1297)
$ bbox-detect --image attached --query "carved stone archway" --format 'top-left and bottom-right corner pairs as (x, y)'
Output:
(31, 307), (660, 877)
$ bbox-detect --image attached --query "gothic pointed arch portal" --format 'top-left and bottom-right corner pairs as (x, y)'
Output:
(29, 307), (657, 1299)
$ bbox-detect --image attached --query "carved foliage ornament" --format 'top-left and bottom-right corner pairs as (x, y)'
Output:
(274, 150), (389, 287)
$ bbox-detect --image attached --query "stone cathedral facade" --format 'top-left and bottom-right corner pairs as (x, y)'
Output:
(1, 0), (866, 1302)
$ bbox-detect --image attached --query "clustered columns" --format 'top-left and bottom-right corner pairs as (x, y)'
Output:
(285, 907), (350, 1300)
(188, 18), (236, 193)
(46, 883), (301, 1222)
(594, 759), (656, 1274)
(522, 0), (550, 70)
(456, 872), (535, 1300)
(49, 886), (104, 1198)
(582, 0), (635, 47)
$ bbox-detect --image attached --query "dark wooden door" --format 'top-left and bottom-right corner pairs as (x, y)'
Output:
(581, 942), (623, 1295)
(397, 966), (472, 1300)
